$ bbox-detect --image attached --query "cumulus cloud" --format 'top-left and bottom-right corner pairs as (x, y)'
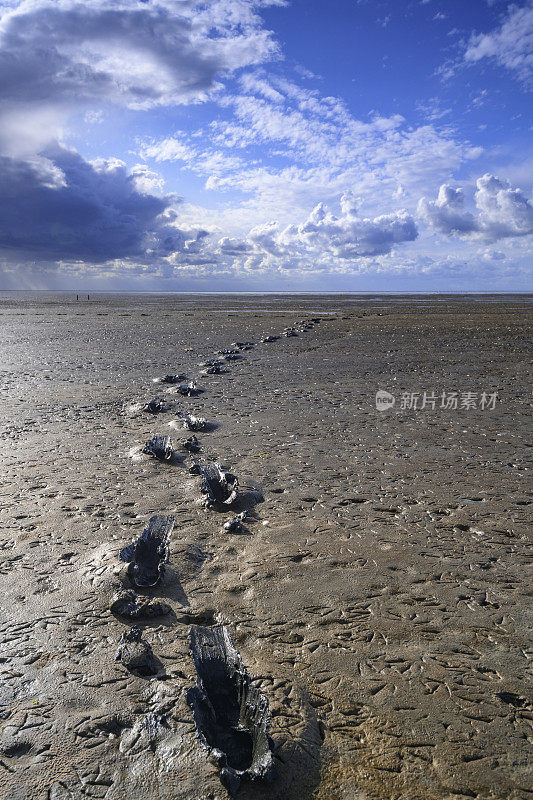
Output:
(213, 194), (418, 270)
(218, 236), (252, 255)
(476, 173), (533, 238)
(248, 220), (285, 255)
(418, 174), (533, 240)
(281, 194), (418, 258)
(464, 3), (533, 87)
(130, 164), (167, 197)
(417, 185), (477, 235)
(0, 145), (192, 262)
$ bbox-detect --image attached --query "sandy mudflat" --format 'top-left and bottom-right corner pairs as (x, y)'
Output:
(0, 292), (531, 800)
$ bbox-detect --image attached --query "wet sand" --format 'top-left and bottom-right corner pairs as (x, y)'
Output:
(0, 293), (531, 800)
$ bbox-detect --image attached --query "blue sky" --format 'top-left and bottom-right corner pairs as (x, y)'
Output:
(0, 0), (531, 290)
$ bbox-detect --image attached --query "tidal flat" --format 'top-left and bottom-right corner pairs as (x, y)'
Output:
(0, 293), (531, 800)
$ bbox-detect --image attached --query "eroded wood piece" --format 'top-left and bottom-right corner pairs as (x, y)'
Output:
(143, 435), (174, 462)
(181, 434), (200, 453)
(119, 514), (174, 589)
(182, 415), (208, 432)
(144, 397), (166, 414)
(176, 381), (202, 397)
(201, 364), (227, 375)
(198, 463), (238, 509)
(187, 625), (275, 795)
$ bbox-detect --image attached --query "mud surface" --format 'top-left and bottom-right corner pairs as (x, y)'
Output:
(0, 292), (531, 800)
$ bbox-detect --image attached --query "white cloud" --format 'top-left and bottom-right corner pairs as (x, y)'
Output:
(84, 110), (103, 125)
(464, 3), (533, 87)
(418, 184), (477, 234)
(279, 194), (418, 258)
(0, 0), (283, 113)
(475, 173), (533, 237)
(218, 236), (252, 255)
(211, 193), (418, 272)
(130, 164), (168, 197)
(142, 72), (482, 237)
(418, 174), (533, 240)
(141, 134), (246, 189)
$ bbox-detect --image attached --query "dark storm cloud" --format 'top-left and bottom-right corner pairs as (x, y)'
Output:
(0, 146), (185, 261)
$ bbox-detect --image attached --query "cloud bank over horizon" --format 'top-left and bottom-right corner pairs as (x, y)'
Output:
(0, 0), (531, 290)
